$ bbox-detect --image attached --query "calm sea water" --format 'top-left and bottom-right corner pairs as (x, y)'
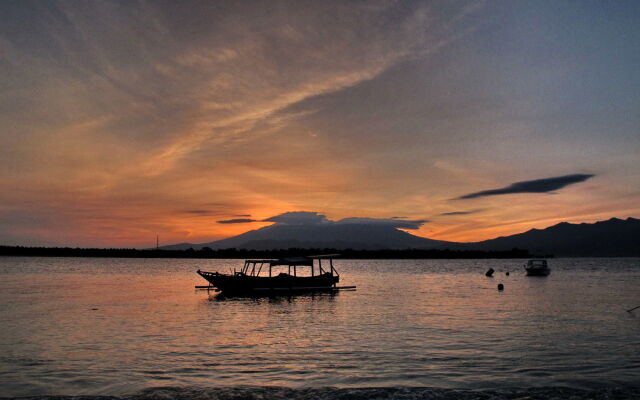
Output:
(0, 257), (639, 398)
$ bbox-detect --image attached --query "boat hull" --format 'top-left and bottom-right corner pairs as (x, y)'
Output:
(525, 268), (551, 276)
(197, 270), (339, 294)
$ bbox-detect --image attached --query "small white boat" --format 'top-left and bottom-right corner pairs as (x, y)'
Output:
(524, 259), (551, 276)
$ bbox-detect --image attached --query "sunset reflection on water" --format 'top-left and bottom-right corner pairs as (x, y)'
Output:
(1, 257), (639, 396)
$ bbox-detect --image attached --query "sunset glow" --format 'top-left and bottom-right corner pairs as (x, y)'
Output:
(1, 1), (639, 247)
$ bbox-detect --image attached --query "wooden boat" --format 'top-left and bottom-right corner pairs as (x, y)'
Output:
(524, 259), (551, 276)
(197, 254), (349, 295)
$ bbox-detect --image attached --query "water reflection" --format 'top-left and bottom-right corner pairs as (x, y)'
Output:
(0, 257), (639, 397)
(211, 291), (341, 302)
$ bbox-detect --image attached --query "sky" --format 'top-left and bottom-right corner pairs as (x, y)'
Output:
(1, 0), (639, 247)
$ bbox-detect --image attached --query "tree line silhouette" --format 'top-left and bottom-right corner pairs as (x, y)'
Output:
(0, 245), (540, 259)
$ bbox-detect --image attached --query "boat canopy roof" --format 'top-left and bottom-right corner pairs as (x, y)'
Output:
(244, 254), (340, 267)
(307, 254), (341, 259)
(266, 255), (341, 267)
(270, 257), (313, 267)
(244, 259), (276, 264)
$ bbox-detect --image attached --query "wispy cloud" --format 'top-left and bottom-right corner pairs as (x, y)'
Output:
(134, 1), (447, 174)
(10, 1), (637, 247)
(3, 1), (471, 245)
(457, 174), (595, 200)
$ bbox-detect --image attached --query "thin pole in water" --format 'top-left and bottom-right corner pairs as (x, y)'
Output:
(627, 305), (640, 313)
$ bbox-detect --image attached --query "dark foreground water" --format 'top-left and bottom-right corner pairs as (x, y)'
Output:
(1, 257), (639, 399)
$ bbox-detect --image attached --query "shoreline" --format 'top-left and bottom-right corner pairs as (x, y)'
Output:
(0, 246), (553, 260)
(1, 245), (544, 259)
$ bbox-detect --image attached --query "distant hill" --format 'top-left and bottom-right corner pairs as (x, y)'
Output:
(161, 217), (640, 256)
(160, 222), (453, 251)
(446, 217), (640, 257)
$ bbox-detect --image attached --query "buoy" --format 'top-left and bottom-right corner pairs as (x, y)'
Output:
(505, 271), (510, 276)
(485, 268), (495, 277)
(497, 283), (504, 291)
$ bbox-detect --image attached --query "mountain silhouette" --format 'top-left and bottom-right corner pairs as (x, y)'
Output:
(447, 217), (640, 256)
(161, 222), (452, 250)
(161, 217), (640, 256)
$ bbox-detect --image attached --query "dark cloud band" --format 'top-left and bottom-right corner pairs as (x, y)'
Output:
(263, 212), (327, 225)
(336, 217), (428, 230)
(222, 211), (428, 230)
(440, 210), (479, 216)
(458, 174), (595, 199)
(217, 218), (257, 224)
